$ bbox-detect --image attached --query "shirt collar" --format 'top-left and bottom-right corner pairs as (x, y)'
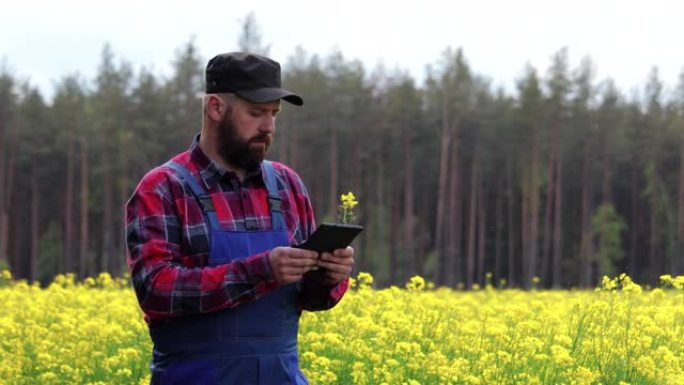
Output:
(189, 133), (265, 190)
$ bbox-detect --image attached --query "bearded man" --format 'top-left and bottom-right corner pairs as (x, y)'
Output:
(125, 52), (354, 385)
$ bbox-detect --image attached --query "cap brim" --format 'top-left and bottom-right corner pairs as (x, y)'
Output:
(236, 87), (303, 106)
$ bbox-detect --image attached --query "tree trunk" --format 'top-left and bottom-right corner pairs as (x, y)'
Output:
(117, 154), (127, 276)
(521, 165), (530, 287)
(277, 115), (289, 165)
(601, 124), (613, 205)
(494, 171), (503, 284)
(435, 108), (452, 285)
(352, 127), (362, 203)
(447, 132), (462, 286)
(649, 201), (658, 284)
(0, 210), (7, 268)
(507, 159), (516, 286)
(580, 134), (594, 287)
(629, 164), (639, 277)
(350, 125), (363, 273)
(327, 121), (339, 220)
(290, 117), (300, 175)
(677, 133), (684, 275)
(416, 196), (428, 278)
(0, 125), (15, 268)
(117, 134), (130, 276)
(466, 144), (479, 288)
(102, 147), (114, 274)
(552, 140), (563, 287)
(79, 138), (90, 278)
(64, 137), (76, 273)
(11, 201), (24, 277)
(30, 160), (39, 282)
(4, 142), (15, 264)
(0, 124), (5, 266)
(389, 185), (400, 284)
(311, 152), (323, 221)
(541, 119), (558, 286)
(0, 109), (6, 267)
(371, 138), (385, 280)
(0, 154), (6, 267)
(477, 175), (486, 286)
(528, 126), (540, 288)
(403, 132), (415, 275)
(597, 122), (614, 280)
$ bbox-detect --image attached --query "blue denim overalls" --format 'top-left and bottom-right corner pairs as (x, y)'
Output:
(149, 160), (308, 385)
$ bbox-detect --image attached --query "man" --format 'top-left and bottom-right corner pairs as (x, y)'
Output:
(125, 52), (355, 385)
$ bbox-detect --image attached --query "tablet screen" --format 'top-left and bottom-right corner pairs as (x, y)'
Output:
(294, 223), (364, 253)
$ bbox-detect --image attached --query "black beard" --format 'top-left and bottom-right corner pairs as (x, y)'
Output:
(216, 113), (268, 173)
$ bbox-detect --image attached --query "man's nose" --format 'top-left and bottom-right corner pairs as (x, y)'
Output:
(260, 116), (276, 133)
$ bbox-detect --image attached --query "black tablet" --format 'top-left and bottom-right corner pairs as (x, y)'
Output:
(294, 223), (364, 253)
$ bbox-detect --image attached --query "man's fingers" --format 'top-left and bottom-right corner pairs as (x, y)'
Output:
(319, 252), (354, 265)
(287, 257), (318, 268)
(290, 248), (319, 260)
(317, 247), (355, 286)
(269, 246), (354, 285)
(317, 254), (355, 273)
(268, 246), (320, 284)
(332, 246), (354, 258)
(317, 260), (352, 272)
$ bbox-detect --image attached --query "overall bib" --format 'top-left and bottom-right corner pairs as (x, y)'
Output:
(149, 160), (308, 385)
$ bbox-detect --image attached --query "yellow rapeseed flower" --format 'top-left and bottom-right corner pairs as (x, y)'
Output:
(338, 191), (358, 224)
(2, 271), (684, 384)
(673, 276), (684, 290)
(356, 272), (374, 288)
(340, 191), (358, 209)
(405, 275), (426, 291)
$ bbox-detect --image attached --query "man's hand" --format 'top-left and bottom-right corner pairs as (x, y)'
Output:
(268, 247), (319, 284)
(317, 246), (355, 286)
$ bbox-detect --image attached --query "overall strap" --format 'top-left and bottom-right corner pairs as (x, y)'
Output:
(261, 160), (286, 231)
(162, 160), (221, 230)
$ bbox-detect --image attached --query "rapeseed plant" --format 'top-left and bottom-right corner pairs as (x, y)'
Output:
(1, 270), (683, 384)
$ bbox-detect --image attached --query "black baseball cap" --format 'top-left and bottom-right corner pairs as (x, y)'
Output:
(205, 52), (303, 106)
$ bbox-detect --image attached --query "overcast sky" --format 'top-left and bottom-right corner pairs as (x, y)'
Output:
(1, 0), (683, 101)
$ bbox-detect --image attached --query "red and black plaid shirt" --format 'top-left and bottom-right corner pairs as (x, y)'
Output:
(125, 134), (348, 323)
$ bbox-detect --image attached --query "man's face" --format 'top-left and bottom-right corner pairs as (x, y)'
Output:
(217, 97), (280, 172)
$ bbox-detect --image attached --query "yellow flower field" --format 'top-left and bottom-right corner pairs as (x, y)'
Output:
(0, 270), (683, 385)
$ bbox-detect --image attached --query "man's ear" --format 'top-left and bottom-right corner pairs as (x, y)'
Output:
(206, 95), (225, 122)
